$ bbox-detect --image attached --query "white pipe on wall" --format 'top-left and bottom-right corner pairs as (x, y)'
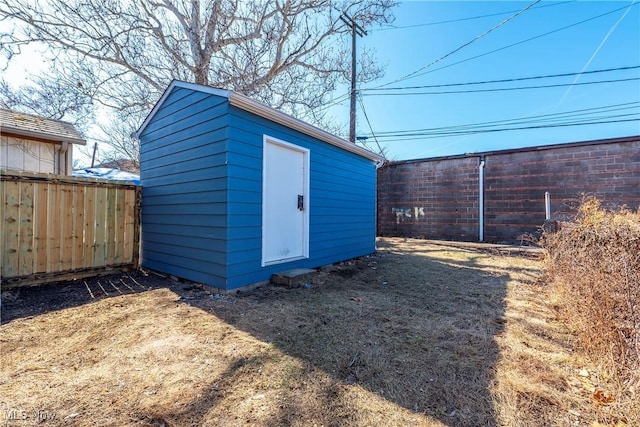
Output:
(479, 158), (485, 242)
(545, 191), (551, 221)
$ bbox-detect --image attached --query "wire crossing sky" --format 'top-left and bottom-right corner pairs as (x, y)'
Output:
(2, 1), (636, 162)
(328, 0), (640, 160)
(380, 0), (543, 87)
(361, 77), (639, 96)
(362, 65), (640, 91)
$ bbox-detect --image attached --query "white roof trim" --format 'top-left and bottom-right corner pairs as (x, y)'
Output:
(134, 80), (384, 162)
(0, 127), (86, 145)
(228, 92), (383, 161)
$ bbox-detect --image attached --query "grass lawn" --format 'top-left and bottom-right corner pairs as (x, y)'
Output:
(0, 237), (617, 426)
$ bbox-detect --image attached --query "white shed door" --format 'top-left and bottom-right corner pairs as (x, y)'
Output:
(262, 137), (309, 266)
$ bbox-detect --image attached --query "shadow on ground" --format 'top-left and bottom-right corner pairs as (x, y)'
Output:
(1, 270), (174, 324)
(0, 239), (541, 426)
(181, 239), (518, 426)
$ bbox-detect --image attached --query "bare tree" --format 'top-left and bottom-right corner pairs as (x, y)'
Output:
(95, 111), (143, 171)
(0, 0), (395, 163)
(0, 72), (94, 134)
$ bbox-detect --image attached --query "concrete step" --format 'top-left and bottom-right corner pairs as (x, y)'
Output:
(270, 268), (318, 287)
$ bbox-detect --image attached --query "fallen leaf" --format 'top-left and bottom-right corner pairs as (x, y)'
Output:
(593, 389), (615, 405)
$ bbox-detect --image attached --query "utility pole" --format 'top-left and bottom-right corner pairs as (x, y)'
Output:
(340, 13), (367, 143)
(90, 142), (97, 167)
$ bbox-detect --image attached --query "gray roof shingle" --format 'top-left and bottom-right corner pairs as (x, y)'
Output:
(0, 108), (86, 145)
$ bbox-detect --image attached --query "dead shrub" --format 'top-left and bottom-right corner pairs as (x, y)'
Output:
(541, 197), (640, 417)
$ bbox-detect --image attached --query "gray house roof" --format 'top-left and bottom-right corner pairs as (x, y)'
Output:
(0, 108), (86, 145)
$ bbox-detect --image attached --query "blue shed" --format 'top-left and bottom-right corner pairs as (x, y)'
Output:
(133, 81), (383, 291)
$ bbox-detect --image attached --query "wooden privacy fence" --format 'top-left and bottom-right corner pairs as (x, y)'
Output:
(1, 170), (140, 287)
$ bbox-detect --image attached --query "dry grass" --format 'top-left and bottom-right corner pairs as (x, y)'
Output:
(542, 198), (640, 426)
(0, 237), (618, 426)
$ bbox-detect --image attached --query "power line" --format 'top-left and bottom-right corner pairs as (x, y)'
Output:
(385, 0), (542, 86)
(364, 117), (640, 142)
(361, 77), (640, 96)
(356, 93), (384, 156)
(443, 105), (640, 130)
(368, 114), (640, 141)
(390, 2), (640, 83)
(300, 5), (640, 136)
(301, 4), (640, 123)
(369, 101), (640, 135)
(363, 102), (640, 138)
(299, 65), (639, 123)
(366, 118), (640, 141)
(363, 65), (640, 91)
(372, 1), (575, 32)
(396, 113), (640, 136)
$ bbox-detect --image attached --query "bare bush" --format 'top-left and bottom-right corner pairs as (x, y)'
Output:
(542, 197), (640, 421)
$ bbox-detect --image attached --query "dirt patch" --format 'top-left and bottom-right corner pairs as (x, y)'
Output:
(0, 238), (611, 426)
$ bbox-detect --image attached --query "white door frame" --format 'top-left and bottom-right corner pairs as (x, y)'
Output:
(261, 135), (310, 267)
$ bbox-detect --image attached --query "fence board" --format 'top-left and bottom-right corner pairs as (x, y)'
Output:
(84, 185), (96, 269)
(94, 187), (107, 267)
(48, 182), (61, 273)
(72, 185), (85, 270)
(123, 189), (135, 262)
(3, 180), (20, 277)
(1, 170), (140, 287)
(114, 187), (125, 264)
(106, 187), (116, 265)
(34, 183), (48, 272)
(18, 182), (34, 275)
(61, 184), (74, 271)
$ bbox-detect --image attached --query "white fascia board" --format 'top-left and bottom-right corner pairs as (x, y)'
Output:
(229, 92), (384, 162)
(0, 127), (86, 145)
(134, 80), (384, 163)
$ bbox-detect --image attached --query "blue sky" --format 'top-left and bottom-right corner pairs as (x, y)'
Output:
(337, 0), (640, 160)
(3, 1), (638, 164)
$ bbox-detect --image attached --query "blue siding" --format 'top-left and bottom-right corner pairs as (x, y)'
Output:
(224, 106), (377, 289)
(139, 83), (378, 290)
(139, 88), (231, 288)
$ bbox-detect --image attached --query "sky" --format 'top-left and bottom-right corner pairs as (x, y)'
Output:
(2, 1), (639, 164)
(331, 0), (640, 160)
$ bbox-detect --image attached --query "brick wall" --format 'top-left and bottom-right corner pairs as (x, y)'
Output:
(378, 136), (640, 243)
(377, 156), (480, 241)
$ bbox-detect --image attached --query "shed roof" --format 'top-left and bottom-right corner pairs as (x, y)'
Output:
(134, 80), (384, 162)
(0, 108), (86, 145)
